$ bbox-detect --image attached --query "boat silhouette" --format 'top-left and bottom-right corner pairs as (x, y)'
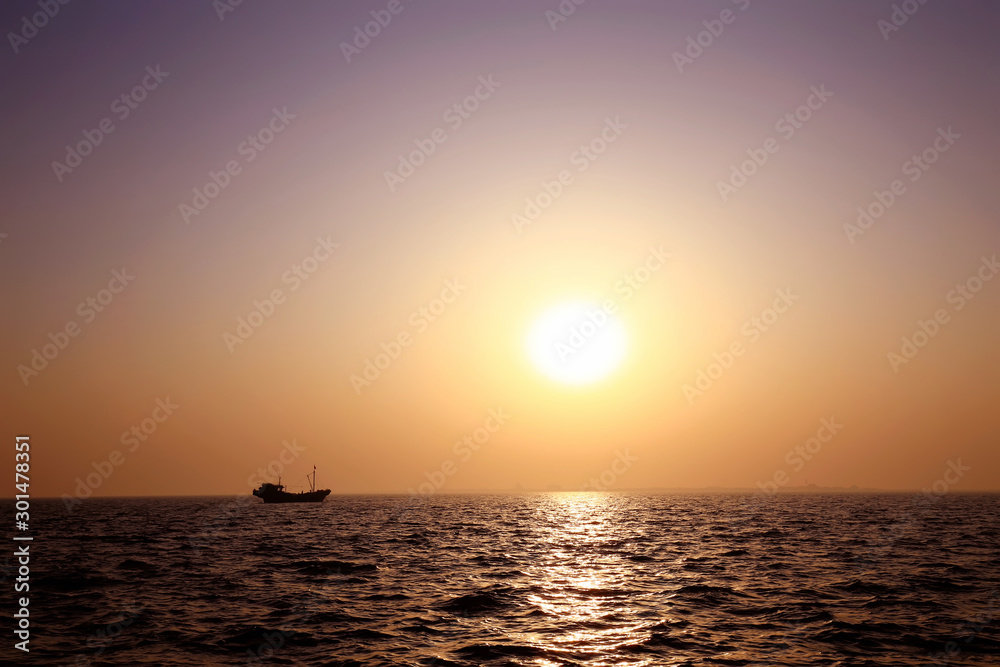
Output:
(253, 466), (331, 503)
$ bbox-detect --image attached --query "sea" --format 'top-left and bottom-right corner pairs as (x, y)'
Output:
(7, 493), (1000, 666)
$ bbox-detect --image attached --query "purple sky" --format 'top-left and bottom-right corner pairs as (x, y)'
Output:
(2, 1), (999, 497)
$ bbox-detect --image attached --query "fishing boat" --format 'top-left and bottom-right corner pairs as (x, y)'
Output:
(253, 466), (331, 503)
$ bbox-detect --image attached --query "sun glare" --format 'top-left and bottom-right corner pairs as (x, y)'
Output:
(527, 301), (628, 385)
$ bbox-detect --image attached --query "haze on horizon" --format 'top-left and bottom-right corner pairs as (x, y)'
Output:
(1, 0), (998, 500)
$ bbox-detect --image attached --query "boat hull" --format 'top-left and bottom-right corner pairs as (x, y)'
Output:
(253, 488), (331, 503)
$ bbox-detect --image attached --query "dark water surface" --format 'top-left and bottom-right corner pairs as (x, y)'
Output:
(9, 493), (1000, 666)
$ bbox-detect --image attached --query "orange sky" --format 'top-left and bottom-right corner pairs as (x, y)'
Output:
(2, 0), (998, 499)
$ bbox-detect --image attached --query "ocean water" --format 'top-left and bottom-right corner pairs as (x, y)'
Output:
(9, 493), (1000, 666)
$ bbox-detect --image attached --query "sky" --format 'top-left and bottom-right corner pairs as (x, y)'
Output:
(1, 0), (998, 499)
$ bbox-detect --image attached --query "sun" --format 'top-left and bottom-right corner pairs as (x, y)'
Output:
(527, 301), (628, 385)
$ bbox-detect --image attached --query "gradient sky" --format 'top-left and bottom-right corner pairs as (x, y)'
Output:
(2, 0), (998, 498)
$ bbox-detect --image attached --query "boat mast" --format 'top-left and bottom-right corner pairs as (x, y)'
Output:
(311, 465), (316, 493)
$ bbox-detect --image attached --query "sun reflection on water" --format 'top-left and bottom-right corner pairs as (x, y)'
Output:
(509, 493), (668, 666)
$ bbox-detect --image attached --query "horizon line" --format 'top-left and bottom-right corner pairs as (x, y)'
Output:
(7, 487), (1000, 501)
